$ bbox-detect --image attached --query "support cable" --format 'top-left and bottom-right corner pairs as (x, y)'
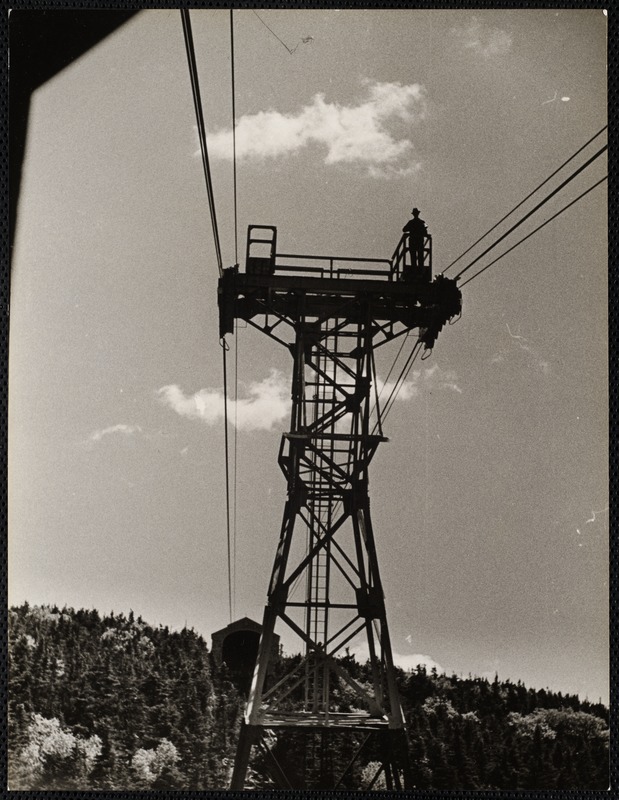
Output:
(460, 175), (607, 289)
(370, 334), (408, 424)
(221, 338), (234, 623)
(380, 340), (423, 426)
(443, 125), (607, 274)
(372, 339), (422, 434)
(454, 144), (607, 281)
(230, 10), (239, 265)
(181, 9), (223, 275)
(230, 9), (239, 620)
(233, 337), (238, 620)
(370, 348), (383, 438)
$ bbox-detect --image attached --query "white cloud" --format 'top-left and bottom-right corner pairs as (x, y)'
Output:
(160, 364), (460, 434)
(206, 80), (426, 177)
(350, 641), (444, 674)
(158, 369), (290, 432)
(394, 652), (445, 674)
(451, 17), (512, 58)
(157, 384), (223, 426)
(377, 363), (462, 401)
(88, 424), (142, 443)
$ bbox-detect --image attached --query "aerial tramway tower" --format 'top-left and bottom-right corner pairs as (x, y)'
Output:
(218, 216), (461, 789)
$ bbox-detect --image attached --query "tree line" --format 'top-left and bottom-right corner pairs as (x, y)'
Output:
(8, 603), (608, 790)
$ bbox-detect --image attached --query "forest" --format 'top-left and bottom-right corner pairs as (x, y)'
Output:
(8, 603), (609, 790)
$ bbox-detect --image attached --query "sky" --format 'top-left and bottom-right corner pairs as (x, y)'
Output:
(9, 9), (608, 704)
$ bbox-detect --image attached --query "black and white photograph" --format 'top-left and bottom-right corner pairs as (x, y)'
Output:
(8, 7), (609, 790)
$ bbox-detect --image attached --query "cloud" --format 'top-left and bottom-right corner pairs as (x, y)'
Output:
(377, 364), (462, 400)
(451, 17), (512, 58)
(158, 369), (290, 432)
(160, 364), (460, 434)
(88, 424), (142, 443)
(206, 80), (426, 177)
(394, 652), (445, 673)
(350, 641), (444, 674)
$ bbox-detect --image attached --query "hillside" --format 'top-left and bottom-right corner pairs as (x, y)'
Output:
(8, 604), (609, 790)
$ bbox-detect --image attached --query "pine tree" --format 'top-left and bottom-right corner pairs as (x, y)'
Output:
(7, 604), (610, 790)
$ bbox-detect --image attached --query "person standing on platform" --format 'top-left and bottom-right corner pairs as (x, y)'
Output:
(402, 207), (427, 280)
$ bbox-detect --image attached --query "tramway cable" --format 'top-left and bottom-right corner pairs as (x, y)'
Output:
(459, 174), (607, 289)
(181, 9), (234, 619)
(443, 124), (607, 275)
(453, 143), (607, 281)
(180, 9), (223, 275)
(221, 338), (233, 622)
(371, 334), (407, 419)
(230, 10), (239, 265)
(378, 340), (423, 428)
(230, 10), (239, 619)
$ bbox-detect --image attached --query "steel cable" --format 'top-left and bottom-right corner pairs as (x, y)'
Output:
(460, 175), (608, 289)
(372, 339), (423, 433)
(181, 9), (223, 275)
(443, 125), (607, 275)
(454, 144), (607, 282)
(230, 10), (239, 620)
(221, 338), (233, 622)
(380, 340), (423, 426)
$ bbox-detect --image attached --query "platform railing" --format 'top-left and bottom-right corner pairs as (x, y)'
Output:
(273, 253), (394, 281)
(390, 233), (432, 281)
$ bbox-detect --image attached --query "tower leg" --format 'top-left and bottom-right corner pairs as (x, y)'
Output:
(391, 728), (413, 789)
(230, 722), (259, 790)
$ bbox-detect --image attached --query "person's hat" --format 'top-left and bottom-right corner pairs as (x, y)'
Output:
(412, 207), (420, 215)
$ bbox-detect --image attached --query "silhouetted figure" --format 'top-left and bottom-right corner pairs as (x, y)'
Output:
(402, 208), (427, 279)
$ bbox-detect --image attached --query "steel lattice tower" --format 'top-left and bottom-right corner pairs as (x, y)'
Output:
(219, 224), (461, 789)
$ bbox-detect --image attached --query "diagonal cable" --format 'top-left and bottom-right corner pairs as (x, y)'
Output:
(380, 340), (423, 426)
(454, 144), (607, 281)
(230, 9), (239, 620)
(443, 125), (607, 274)
(370, 334), (408, 424)
(460, 175), (607, 289)
(372, 339), (423, 433)
(181, 9), (223, 275)
(221, 338), (233, 622)
(230, 10), (239, 265)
